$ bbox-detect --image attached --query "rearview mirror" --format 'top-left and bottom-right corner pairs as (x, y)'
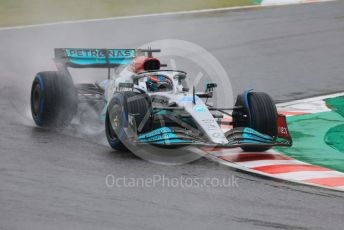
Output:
(206, 83), (217, 92)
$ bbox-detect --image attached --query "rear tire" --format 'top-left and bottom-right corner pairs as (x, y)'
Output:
(30, 71), (77, 127)
(232, 92), (278, 152)
(105, 91), (152, 151)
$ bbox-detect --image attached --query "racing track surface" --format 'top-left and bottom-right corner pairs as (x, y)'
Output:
(1, 1), (344, 229)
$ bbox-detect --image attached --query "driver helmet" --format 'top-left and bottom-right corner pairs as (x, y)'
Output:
(146, 75), (173, 92)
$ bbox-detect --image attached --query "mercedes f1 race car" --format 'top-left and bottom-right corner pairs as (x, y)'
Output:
(30, 48), (292, 152)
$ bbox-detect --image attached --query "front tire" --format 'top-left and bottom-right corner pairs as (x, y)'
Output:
(105, 91), (152, 151)
(232, 92), (278, 152)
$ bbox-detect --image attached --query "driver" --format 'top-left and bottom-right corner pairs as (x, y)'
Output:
(146, 75), (173, 92)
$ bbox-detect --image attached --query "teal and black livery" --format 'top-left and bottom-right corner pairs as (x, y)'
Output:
(225, 127), (274, 145)
(138, 127), (195, 145)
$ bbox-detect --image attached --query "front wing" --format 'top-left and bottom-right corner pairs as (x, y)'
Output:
(132, 115), (292, 148)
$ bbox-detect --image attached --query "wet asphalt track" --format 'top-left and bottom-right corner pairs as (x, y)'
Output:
(1, 1), (344, 229)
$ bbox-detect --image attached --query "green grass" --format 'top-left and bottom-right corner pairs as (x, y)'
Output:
(275, 96), (344, 173)
(0, 0), (255, 27)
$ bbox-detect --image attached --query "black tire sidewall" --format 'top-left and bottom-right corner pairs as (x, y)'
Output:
(105, 94), (127, 151)
(105, 91), (152, 151)
(232, 92), (278, 152)
(30, 71), (76, 127)
(247, 92), (278, 138)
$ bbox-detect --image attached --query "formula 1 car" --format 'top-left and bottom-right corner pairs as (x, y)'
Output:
(30, 48), (292, 152)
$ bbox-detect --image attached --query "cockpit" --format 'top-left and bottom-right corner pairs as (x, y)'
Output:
(133, 70), (189, 94)
(145, 74), (173, 92)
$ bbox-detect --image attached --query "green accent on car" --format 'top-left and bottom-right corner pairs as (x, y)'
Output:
(276, 96), (344, 173)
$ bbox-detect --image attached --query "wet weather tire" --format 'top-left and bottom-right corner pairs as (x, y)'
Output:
(232, 92), (278, 152)
(30, 71), (77, 128)
(105, 91), (152, 151)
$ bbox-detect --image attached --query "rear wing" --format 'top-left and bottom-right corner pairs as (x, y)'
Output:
(54, 48), (136, 68)
(54, 48), (161, 80)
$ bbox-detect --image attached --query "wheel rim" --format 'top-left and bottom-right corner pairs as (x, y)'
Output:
(107, 104), (123, 140)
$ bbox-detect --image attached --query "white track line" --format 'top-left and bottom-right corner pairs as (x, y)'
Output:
(335, 186), (344, 190)
(274, 171), (344, 181)
(207, 149), (280, 157)
(262, 0), (335, 5)
(277, 92), (344, 114)
(277, 92), (344, 107)
(0, 0), (336, 31)
(237, 159), (309, 168)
